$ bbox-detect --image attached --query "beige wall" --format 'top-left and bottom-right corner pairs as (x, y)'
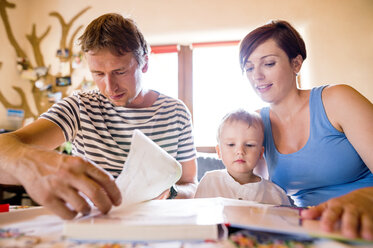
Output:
(0, 0), (372, 129)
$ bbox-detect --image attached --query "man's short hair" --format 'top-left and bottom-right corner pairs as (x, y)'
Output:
(78, 13), (148, 66)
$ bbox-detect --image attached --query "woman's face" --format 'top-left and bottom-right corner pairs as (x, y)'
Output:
(244, 39), (299, 104)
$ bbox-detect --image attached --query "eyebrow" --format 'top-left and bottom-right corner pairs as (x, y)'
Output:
(91, 67), (126, 73)
(246, 54), (279, 63)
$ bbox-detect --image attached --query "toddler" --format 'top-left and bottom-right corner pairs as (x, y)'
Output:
(195, 109), (289, 205)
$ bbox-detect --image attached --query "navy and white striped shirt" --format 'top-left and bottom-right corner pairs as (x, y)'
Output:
(40, 90), (196, 177)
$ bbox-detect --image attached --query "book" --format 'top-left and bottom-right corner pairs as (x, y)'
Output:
(63, 198), (227, 242)
(223, 204), (373, 244)
(63, 198), (373, 244)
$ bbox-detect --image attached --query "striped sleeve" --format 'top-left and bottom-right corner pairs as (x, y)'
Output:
(39, 96), (80, 142)
(175, 100), (197, 162)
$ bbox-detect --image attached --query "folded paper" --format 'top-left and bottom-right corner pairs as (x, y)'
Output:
(115, 129), (182, 207)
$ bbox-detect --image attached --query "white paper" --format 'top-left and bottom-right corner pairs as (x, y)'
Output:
(115, 129), (182, 207)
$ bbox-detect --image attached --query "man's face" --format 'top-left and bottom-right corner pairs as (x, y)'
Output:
(86, 48), (148, 107)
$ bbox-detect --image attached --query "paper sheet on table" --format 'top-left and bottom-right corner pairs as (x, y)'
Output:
(115, 129), (182, 208)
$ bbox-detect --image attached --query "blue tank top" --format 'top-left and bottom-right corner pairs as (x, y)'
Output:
(260, 85), (373, 207)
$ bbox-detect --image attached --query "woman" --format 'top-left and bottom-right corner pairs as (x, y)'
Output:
(239, 20), (373, 240)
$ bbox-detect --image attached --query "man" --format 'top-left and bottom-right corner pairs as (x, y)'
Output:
(0, 13), (197, 219)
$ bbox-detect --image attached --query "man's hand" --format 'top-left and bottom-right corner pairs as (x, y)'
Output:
(154, 188), (171, 200)
(18, 153), (122, 219)
(301, 187), (373, 241)
(0, 120), (122, 220)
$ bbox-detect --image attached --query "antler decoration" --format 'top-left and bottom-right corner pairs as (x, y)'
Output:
(0, 0), (30, 66)
(26, 24), (51, 67)
(0, 1), (90, 122)
(49, 6), (90, 60)
(0, 86), (36, 119)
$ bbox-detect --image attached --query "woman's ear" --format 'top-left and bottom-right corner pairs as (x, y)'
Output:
(292, 54), (303, 75)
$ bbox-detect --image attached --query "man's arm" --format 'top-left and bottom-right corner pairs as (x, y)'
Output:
(0, 119), (122, 219)
(0, 119), (65, 184)
(174, 158), (198, 199)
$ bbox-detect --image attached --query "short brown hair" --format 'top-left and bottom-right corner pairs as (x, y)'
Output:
(78, 13), (148, 65)
(216, 109), (264, 144)
(239, 20), (306, 72)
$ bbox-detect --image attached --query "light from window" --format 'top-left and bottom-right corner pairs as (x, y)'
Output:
(192, 45), (267, 147)
(142, 52), (178, 99)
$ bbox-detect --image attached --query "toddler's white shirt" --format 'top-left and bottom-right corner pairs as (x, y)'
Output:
(195, 169), (290, 205)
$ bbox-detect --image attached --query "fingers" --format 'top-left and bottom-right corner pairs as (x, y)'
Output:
(27, 183), (80, 220)
(156, 189), (171, 200)
(361, 214), (373, 241)
(301, 204), (325, 219)
(83, 161), (122, 206)
(50, 155), (121, 216)
(53, 183), (92, 216)
(58, 157), (118, 215)
(17, 152), (121, 219)
(340, 207), (359, 239)
(320, 205), (343, 233)
(334, 207), (373, 241)
(301, 201), (355, 234)
(44, 198), (78, 220)
(302, 201), (373, 241)
(69, 175), (113, 215)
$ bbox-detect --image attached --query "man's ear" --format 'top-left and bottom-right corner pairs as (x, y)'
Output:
(215, 145), (222, 159)
(141, 55), (149, 73)
(292, 54), (303, 75)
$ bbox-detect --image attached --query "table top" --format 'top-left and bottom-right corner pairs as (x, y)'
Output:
(0, 206), (371, 248)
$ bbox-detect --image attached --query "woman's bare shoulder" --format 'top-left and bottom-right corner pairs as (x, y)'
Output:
(322, 84), (362, 100)
(322, 84), (372, 132)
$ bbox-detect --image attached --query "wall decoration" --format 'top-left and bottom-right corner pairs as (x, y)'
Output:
(47, 91), (62, 103)
(26, 23), (51, 67)
(16, 57), (30, 71)
(56, 48), (69, 59)
(0, 0), (91, 122)
(58, 61), (70, 76)
(6, 108), (24, 129)
(72, 52), (83, 69)
(55, 76), (71, 87)
(34, 66), (49, 77)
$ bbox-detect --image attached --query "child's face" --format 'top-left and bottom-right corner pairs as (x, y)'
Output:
(216, 120), (264, 177)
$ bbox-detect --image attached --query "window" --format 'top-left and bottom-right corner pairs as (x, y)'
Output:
(192, 42), (267, 147)
(148, 43), (267, 150)
(143, 45), (179, 99)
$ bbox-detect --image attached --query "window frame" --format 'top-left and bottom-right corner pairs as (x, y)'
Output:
(151, 41), (241, 153)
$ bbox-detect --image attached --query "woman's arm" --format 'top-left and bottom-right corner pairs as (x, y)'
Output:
(322, 84), (373, 171)
(302, 84), (373, 240)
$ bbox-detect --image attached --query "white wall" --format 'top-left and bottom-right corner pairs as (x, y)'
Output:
(0, 0), (372, 129)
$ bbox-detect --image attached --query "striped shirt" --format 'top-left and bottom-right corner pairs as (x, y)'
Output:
(40, 90), (196, 177)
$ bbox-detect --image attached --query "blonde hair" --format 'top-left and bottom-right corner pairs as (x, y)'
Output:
(216, 109), (264, 143)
